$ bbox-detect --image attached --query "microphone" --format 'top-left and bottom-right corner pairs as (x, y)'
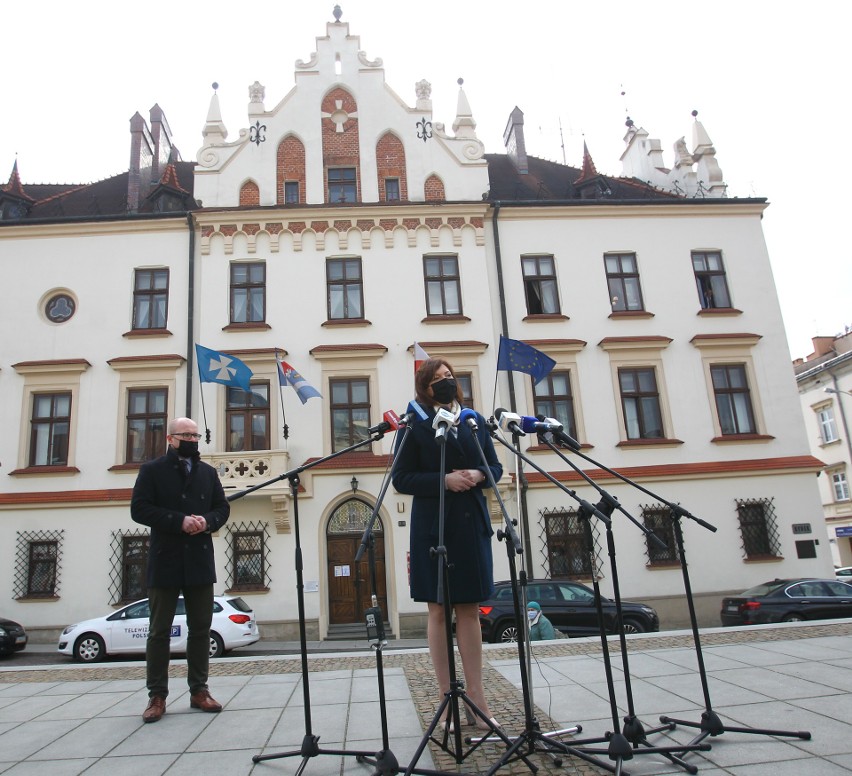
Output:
(367, 409), (419, 435)
(494, 407), (526, 436)
(528, 414), (581, 450)
(432, 407), (455, 441)
(458, 408), (478, 430)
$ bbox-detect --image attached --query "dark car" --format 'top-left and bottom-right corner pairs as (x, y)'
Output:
(0, 617), (28, 656)
(720, 578), (852, 626)
(479, 579), (660, 643)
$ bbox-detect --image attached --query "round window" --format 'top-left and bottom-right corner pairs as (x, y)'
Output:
(45, 293), (76, 323)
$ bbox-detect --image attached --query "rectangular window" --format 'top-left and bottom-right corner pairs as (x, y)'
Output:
(330, 378), (370, 452)
(605, 253), (644, 311)
(618, 368), (663, 439)
(126, 388), (167, 463)
(641, 507), (680, 566)
(818, 407), (839, 443)
(423, 255), (462, 316)
(533, 370), (577, 440)
(522, 255), (560, 315)
(711, 364), (756, 435)
(232, 530), (266, 590)
(226, 382), (270, 452)
(27, 541), (58, 597)
(230, 262), (266, 323)
(132, 269), (169, 329)
(736, 498), (781, 559)
(384, 178), (400, 201)
(29, 392), (71, 466)
(455, 373), (474, 409)
(326, 258), (364, 320)
(543, 510), (593, 578)
(284, 181), (300, 204)
(833, 472), (851, 501)
(328, 167), (357, 203)
(121, 535), (150, 602)
(692, 251), (732, 309)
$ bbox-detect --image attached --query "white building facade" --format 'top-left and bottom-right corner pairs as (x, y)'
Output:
(0, 14), (829, 643)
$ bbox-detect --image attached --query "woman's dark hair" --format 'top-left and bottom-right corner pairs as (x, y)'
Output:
(414, 358), (464, 407)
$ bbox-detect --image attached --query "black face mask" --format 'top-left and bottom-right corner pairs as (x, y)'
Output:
(431, 378), (457, 405)
(177, 439), (199, 458)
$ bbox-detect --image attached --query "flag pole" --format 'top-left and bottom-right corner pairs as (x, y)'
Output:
(276, 350), (290, 443)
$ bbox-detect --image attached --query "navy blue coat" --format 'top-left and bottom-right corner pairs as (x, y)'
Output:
(130, 447), (230, 588)
(392, 407), (502, 604)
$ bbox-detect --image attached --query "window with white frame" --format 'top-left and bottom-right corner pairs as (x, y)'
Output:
(832, 471), (850, 502)
(818, 406), (839, 444)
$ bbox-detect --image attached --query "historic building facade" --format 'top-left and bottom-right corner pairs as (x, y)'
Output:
(0, 14), (828, 643)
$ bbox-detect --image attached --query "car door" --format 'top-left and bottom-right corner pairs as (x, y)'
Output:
(109, 600), (153, 653)
(814, 581), (852, 620)
(555, 582), (601, 635)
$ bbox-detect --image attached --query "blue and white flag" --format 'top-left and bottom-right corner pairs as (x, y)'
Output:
(277, 360), (322, 404)
(195, 344), (253, 392)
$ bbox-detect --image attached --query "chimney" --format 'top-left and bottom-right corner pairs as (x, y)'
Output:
(503, 106), (528, 174)
(128, 112), (154, 213)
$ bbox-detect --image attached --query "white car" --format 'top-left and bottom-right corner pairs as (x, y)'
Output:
(836, 566), (852, 583)
(58, 595), (260, 662)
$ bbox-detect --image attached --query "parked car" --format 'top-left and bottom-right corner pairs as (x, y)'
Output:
(835, 567), (852, 583)
(0, 617), (28, 656)
(720, 578), (852, 626)
(58, 595), (260, 663)
(479, 579), (660, 643)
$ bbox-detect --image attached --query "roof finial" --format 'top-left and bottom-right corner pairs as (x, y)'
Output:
(333, 5), (342, 22)
(212, 82), (219, 93)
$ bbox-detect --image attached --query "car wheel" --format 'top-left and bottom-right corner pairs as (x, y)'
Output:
(74, 633), (106, 663)
(498, 623), (518, 643)
(621, 618), (646, 635)
(209, 631), (225, 658)
(782, 613), (805, 623)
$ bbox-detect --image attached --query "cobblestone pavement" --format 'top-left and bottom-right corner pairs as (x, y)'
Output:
(3, 622), (851, 775)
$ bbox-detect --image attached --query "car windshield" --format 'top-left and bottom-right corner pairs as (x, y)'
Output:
(740, 580), (791, 597)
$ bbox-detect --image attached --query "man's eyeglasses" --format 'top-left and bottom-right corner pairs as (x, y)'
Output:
(171, 432), (202, 440)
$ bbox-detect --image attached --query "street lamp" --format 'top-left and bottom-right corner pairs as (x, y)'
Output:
(825, 387), (852, 398)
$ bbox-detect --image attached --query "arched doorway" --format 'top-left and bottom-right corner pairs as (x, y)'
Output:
(326, 498), (388, 625)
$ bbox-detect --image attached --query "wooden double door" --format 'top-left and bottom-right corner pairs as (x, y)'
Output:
(327, 501), (388, 625)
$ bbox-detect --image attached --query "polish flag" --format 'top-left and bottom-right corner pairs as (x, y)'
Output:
(413, 342), (430, 373)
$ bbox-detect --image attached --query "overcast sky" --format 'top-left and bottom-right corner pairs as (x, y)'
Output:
(3, 0), (848, 360)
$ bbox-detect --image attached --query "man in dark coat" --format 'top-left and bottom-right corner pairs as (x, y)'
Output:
(131, 416), (230, 723)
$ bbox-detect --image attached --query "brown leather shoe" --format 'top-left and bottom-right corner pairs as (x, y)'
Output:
(189, 689), (222, 713)
(142, 695), (166, 723)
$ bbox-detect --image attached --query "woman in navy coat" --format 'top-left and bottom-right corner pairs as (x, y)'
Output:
(392, 358), (503, 728)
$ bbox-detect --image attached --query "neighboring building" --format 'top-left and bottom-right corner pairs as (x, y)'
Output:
(794, 331), (852, 566)
(0, 12), (828, 642)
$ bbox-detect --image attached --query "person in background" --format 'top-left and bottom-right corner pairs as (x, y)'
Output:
(392, 358), (503, 730)
(527, 601), (558, 641)
(131, 417), (230, 723)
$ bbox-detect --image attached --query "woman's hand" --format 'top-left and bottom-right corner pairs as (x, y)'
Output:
(445, 469), (485, 491)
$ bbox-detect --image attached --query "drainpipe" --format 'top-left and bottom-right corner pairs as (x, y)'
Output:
(185, 212), (196, 417)
(491, 202), (534, 573)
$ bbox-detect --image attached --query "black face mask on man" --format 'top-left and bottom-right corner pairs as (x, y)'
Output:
(431, 377), (457, 405)
(176, 439), (199, 458)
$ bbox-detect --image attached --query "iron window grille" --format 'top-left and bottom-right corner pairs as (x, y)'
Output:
(736, 497), (782, 559)
(14, 530), (63, 599)
(640, 505), (681, 566)
(537, 507), (601, 580)
(225, 521), (271, 592)
(108, 529), (150, 604)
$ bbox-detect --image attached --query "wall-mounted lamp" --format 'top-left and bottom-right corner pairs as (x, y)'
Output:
(350, 475), (359, 494)
(825, 387), (852, 398)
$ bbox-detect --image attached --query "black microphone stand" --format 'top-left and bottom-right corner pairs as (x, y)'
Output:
(546, 438), (812, 757)
(234, 431), (389, 773)
(536, 437), (708, 773)
(403, 415), (519, 776)
(491, 435), (710, 775)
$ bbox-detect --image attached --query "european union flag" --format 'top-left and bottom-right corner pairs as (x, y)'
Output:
(496, 335), (556, 385)
(195, 344), (253, 392)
